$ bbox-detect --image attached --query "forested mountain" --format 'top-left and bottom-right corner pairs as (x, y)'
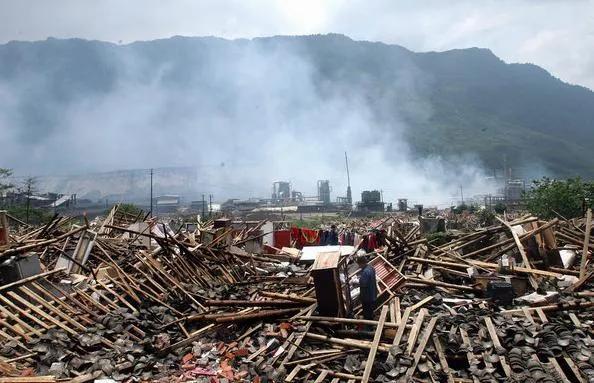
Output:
(1, 34), (593, 180)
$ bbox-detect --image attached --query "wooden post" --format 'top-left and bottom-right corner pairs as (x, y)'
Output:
(403, 316), (437, 381)
(361, 305), (388, 383)
(0, 211), (9, 246)
(580, 209), (592, 279)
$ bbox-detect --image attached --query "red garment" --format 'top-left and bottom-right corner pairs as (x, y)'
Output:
(301, 228), (320, 246)
(290, 227), (320, 249)
(367, 233), (378, 251)
(273, 230), (291, 248)
(291, 227), (304, 249)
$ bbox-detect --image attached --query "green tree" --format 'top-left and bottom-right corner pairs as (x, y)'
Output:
(476, 208), (496, 226)
(21, 177), (38, 224)
(7, 205), (51, 226)
(117, 203), (142, 217)
(0, 168), (13, 195)
(0, 169), (13, 209)
(524, 177), (594, 219)
(493, 202), (506, 214)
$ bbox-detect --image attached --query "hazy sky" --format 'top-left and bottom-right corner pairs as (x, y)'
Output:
(1, 0), (593, 89)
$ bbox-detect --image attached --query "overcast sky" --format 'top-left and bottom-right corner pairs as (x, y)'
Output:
(0, 0), (593, 89)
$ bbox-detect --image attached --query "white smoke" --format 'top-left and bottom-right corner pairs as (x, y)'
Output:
(0, 36), (497, 206)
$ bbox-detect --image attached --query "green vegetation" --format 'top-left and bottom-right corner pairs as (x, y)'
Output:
(7, 205), (52, 226)
(524, 177), (594, 219)
(0, 168), (12, 196)
(116, 203), (143, 217)
(493, 202), (507, 214)
(451, 203), (479, 214)
(476, 208), (496, 226)
(426, 232), (456, 246)
(20, 177), (38, 224)
(291, 215), (338, 228)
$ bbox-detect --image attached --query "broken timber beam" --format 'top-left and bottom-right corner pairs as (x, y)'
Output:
(205, 299), (306, 307)
(361, 305), (388, 383)
(579, 209), (592, 279)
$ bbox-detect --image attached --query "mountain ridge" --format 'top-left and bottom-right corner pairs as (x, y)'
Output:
(1, 33), (593, 181)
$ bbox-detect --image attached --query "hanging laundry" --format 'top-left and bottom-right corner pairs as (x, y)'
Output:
(273, 230), (291, 248)
(290, 227), (303, 248)
(367, 232), (378, 251)
(301, 228), (320, 246)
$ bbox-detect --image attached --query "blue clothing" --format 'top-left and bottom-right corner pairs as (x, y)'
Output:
(327, 230), (338, 246)
(362, 301), (375, 321)
(359, 264), (377, 304)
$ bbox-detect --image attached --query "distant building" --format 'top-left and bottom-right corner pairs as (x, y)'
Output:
(317, 180), (331, 205)
(220, 199), (262, 213)
(505, 180), (525, 202)
(357, 190), (385, 212)
(272, 181), (291, 202)
(155, 195), (180, 214)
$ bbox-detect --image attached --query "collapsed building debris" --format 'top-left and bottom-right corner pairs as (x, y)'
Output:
(0, 205), (591, 382)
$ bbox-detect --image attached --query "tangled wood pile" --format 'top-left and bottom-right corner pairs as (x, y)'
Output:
(0, 207), (591, 382)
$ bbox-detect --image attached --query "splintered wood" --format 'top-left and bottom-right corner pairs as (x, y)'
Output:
(0, 208), (591, 382)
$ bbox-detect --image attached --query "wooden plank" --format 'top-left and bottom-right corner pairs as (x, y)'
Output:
(406, 308), (427, 355)
(579, 209), (592, 279)
(361, 305), (388, 383)
(564, 356), (587, 383)
(403, 316), (437, 381)
(0, 377), (56, 383)
(95, 279), (139, 313)
(483, 317), (511, 377)
(432, 335), (455, 383)
(387, 306), (411, 363)
(521, 307), (536, 324)
(159, 323), (215, 354)
(389, 300), (397, 324)
(314, 370), (329, 383)
(497, 217), (538, 289)
(18, 286), (88, 330)
(268, 331), (296, 365)
(0, 327), (31, 351)
(459, 328), (480, 383)
(304, 333), (390, 353)
(284, 350), (343, 366)
(0, 299), (43, 336)
(394, 297), (401, 324)
(282, 308), (314, 364)
(410, 295), (434, 312)
(523, 309), (571, 383)
(549, 358), (571, 383)
(285, 365), (302, 382)
(294, 315), (403, 329)
(32, 282), (98, 324)
(0, 317), (31, 342)
(535, 308), (548, 323)
(0, 293), (51, 331)
(568, 313), (582, 328)
(7, 291), (78, 336)
(483, 317), (501, 348)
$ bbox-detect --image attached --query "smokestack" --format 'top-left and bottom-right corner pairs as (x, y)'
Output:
(345, 152), (352, 205)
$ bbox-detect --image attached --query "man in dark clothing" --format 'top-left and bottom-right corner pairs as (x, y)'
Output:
(327, 225), (338, 246)
(356, 254), (377, 321)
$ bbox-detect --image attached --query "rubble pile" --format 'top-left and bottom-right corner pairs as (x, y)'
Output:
(0, 207), (591, 382)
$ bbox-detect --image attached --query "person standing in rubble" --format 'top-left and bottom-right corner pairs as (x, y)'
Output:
(327, 224), (339, 246)
(356, 254), (377, 321)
